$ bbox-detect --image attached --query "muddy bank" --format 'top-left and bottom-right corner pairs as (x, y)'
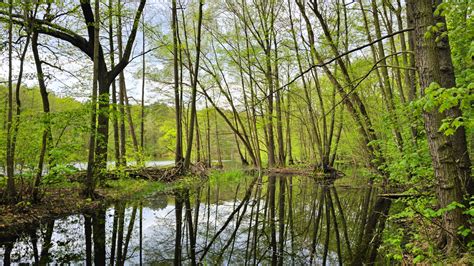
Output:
(0, 187), (103, 240)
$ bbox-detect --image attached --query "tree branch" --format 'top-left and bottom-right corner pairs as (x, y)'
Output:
(109, 0), (147, 83)
(257, 27), (414, 104)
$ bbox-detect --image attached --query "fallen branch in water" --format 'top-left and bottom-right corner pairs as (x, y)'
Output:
(377, 193), (424, 199)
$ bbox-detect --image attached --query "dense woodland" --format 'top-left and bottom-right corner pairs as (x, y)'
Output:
(0, 0), (473, 264)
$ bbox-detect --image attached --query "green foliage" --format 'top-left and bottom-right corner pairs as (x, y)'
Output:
(106, 178), (166, 200)
(172, 175), (202, 191)
(43, 164), (78, 185)
(417, 82), (473, 136)
(0, 86), (89, 170)
(384, 195), (474, 263)
(459, 196), (474, 248)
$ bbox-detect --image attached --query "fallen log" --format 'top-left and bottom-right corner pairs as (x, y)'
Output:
(377, 193), (423, 199)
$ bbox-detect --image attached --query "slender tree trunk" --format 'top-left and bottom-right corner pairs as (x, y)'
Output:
(214, 110), (223, 168)
(109, 0), (121, 167)
(140, 11), (146, 154)
(273, 32), (285, 167)
(394, 0), (418, 142)
(172, 0), (184, 170)
(32, 31), (51, 202)
(123, 87), (139, 154)
(370, 0), (404, 151)
(5, 0), (16, 201)
(285, 86), (294, 165)
(195, 114), (202, 163)
(117, 1), (139, 159)
(205, 100), (211, 167)
(184, 0), (204, 171)
(10, 32), (30, 192)
(84, 0), (101, 197)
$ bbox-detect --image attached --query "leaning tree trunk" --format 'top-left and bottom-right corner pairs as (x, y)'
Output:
(408, 0), (473, 254)
(32, 31), (52, 202)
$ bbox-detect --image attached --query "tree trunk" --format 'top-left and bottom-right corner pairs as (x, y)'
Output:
(109, 0), (121, 167)
(184, 0), (204, 171)
(84, 0), (101, 197)
(32, 31), (51, 202)
(140, 11), (146, 154)
(5, 0), (16, 202)
(172, 0), (184, 170)
(408, 0), (473, 254)
(117, 0), (139, 161)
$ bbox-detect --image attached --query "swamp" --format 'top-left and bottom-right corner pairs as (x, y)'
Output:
(0, 0), (473, 264)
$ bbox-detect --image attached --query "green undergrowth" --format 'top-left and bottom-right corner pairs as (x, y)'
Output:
(103, 179), (167, 201)
(102, 172), (205, 201)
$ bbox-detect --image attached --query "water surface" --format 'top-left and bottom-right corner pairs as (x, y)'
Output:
(0, 174), (388, 265)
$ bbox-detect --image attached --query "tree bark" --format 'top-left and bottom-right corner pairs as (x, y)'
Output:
(5, 0), (16, 202)
(84, 0), (101, 197)
(32, 30), (51, 202)
(408, 0), (473, 254)
(109, 0), (121, 167)
(172, 0), (184, 170)
(184, 0), (204, 171)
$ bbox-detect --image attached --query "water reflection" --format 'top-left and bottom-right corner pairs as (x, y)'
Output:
(0, 174), (390, 265)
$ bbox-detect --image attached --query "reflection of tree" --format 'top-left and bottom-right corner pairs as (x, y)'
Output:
(192, 175), (391, 265)
(198, 174), (258, 263)
(92, 208), (106, 265)
(3, 240), (14, 265)
(84, 214), (92, 265)
(39, 220), (55, 265)
(174, 192), (183, 266)
(351, 195), (391, 265)
(1, 215), (85, 264)
(0, 175), (392, 265)
(109, 202), (139, 266)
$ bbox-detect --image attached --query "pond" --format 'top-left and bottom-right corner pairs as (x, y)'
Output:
(0, 174), (390, 265)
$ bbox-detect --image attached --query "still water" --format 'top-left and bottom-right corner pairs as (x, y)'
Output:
(0, 174), (389, 265)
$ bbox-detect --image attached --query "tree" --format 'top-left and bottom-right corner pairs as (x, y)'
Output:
(32, 28), (52, 202)
(183, 0), (204, 171)
(5, 0), (16, 202)
(172, 0), (184, 169)
(408, 0), (472, 253)
(84, 0), (102, 197)
(1, 1), (146, 195)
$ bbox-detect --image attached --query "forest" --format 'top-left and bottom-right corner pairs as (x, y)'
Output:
(0, 0), (472, 264)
